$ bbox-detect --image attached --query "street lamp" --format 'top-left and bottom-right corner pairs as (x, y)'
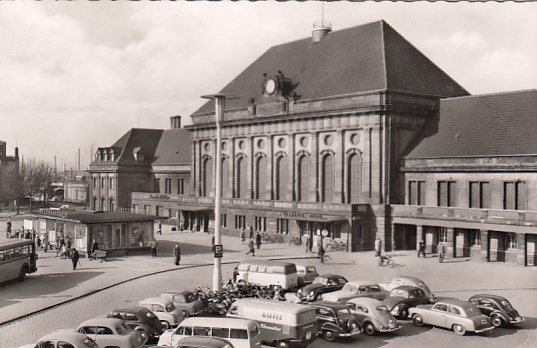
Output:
(201, 93), (238, 292)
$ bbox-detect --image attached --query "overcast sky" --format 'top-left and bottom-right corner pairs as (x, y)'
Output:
(1, 1), (536, 170)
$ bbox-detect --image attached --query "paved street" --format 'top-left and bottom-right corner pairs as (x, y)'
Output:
(1, 215), (536, 348)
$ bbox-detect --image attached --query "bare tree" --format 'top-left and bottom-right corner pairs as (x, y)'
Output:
(20, 158), (57, 211)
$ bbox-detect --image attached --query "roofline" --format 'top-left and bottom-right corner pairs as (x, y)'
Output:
(441, 88), (537, 101)
(404, 153), (537, 160)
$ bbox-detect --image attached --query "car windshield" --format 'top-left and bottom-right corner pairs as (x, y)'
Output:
(166, 303), (176, 312)
(377, 305), (389, 312)
(116, 323), (130, 335)
(307, 266), (317, 273)
(390, 289), (409, 298)
(342, 284), (358, 293)
(313, 277), (328, 285)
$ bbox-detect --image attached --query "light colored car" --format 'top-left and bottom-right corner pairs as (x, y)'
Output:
(176, 336), (235, 348)
(160, 290), (205, 318)
(323, 280), (389, 303)
(347, 297), (401, 335)
(296, 265), (319, 285)
(76, 317), (146, 348)
(138, 297), (183, 329)
(409, 298), (494, 336)
(18, 329), (99, 348)
(379, 276), (436, 302)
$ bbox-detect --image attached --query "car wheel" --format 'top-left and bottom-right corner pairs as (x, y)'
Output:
(364, 322), (376, 335)
(277, 341), (289, 348)
(413, 314), (425, 327)
(182, 310), (189, 319)
(322, 330), (337, 342)
(18, 266), (28, 282)
(491, 315), (504, 328)
(160, 321), (170, 330)
(453, 324), (466, 336)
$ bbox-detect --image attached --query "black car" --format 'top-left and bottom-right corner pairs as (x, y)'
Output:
(469, 294), (525, 327)
(382, 285), (430, 320)
(308, 302), (362, 342)
(107, 306), (164, 343)
(297, 274), (348, 302)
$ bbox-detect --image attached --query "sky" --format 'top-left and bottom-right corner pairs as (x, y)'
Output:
(1, 1), (536, 171)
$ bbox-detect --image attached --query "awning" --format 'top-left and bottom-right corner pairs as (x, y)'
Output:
(280, 213), (348, 223)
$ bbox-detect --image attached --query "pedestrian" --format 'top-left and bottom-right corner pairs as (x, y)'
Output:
(150, 238), (158, 258)
(179, 219), (184, 232)
(43, 234), (49, 253)
(248, 225), (254, 239)
(240, 229), (246, 244)
(66, 236), (72, 250)
(173, 244), (181, 266)
(304, 234), (311, 253)
(255, 232), (262, 249)
(71, 248), (80, 270)
(417, 240), (426, 258)
(158, 221), (162, 235)
(245, 239), (255, 256)
(438, 243), (446, 263)
(90, 239), (99, 259)
(36, 235), (41, 249)
(318, 243), (325, 263)
(374, 237), (382, 257)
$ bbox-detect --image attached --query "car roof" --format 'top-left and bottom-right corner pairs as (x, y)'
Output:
(347, 297), (384, 306)
(391, 285), (420, 291)
(435, 298), (474, 307)
(79, 317), (124, 327)
(182, 316), (256, 328)
(139, 297), (170, 305)
(310, 301), (350, 310)
(391, 276), (423, 283)
(40, 329), (91, 341)
(164, 290), (192, 295)
(470, 294), (508, 302)
(318, 274), (345, 279)
(110, 306), (150, 314)
(177, 336), (231, 347)
(346, 280), (379, 287)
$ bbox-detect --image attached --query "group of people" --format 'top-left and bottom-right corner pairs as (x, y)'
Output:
(418, 239), (447, 262)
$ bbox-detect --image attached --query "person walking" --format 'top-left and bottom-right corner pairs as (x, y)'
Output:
(71, 248), (80, 270)
(304, 234), (311, 253)
(255, 232), (262, 249)
(245, 239), (255, 256)
(248, 225), (254, 239)
(150, 238), (158, 258)
(438, 243), (446, 263)
(417, 240), (426, 258)
(173, 244), (181, 266)
(240, 229), (246, 244)
(318, 243), (326, 263)
(374, 237), (382, 257)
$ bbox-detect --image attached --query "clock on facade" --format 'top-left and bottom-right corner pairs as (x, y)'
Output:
(264, 78), (277, 95)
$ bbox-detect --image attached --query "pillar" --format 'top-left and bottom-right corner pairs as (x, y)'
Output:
(480, 230), (489, 262)
(446, 227), (455, 257)
(416, 225), (423, 250)
(516, 233), (526, 266)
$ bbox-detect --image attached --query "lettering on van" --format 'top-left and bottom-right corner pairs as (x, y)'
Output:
(262, 312), (283, 320)
(259, 322), (283, 332)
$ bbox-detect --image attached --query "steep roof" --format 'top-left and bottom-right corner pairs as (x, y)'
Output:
(194, 20), (468, 115)
(405, 89), (537, 158)
(152, 128), (192, 165)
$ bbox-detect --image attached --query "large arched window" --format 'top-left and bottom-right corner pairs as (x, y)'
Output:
(276, 156), (288, 201)
(202, 157), (212, 197)
(322, 154), (334, 203)
(348, 153), (362, 203)
(256, 156), (267, 200)
(298, 155), (310, 201)
(237, 157), (248, 198)
(221, 157), (229, 197)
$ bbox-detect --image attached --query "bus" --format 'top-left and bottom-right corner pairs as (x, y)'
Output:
(0, 240), (38, 283)
(236, 260), (298, 290)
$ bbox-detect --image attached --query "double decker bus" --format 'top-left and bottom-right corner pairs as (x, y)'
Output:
(0, 240), (38, 283)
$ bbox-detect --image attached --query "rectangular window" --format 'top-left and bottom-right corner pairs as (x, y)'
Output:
(254, 217), (267, 232)
(438, 181), (457, 207)
(469, 182), (490, 208)
(101, 178), (106, 188)
(234, 215), (246, 229)
(93, 177), (97, 189)
(277, 218), (289, 234)
(506, 233), (517, 249)
(177, 179), (185, 194)
(154, 178), (161, 193)
(439, 227), (448, 243)
(156, 206), (162, 216)
(109, 177), (114, 190)
(503, 181), (527, 210)
(132, 204), (138, 213)
(221, 214), (227, 228)
(470, 230), (481, 246)
(165, 178), (172, 194)
(409, 180), (426, 205)
(144, 205), (151, 214)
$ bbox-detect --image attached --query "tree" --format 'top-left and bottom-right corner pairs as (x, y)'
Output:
(20, 158), (56, 212)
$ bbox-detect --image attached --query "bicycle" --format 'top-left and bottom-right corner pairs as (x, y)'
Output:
(288, 236), (301, 246)
(377, 255), (395, 268)
(325, 239), (347, 252)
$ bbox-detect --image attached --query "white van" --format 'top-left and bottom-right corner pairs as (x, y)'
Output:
(227, 299), (318, 347)
(157, 317), (262, 348)
(236, 260), (298, 290)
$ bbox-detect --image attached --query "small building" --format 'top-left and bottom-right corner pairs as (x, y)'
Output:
(32, 209), (156, 256)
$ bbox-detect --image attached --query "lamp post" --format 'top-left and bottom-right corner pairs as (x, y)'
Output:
(201, 93), (238, 292)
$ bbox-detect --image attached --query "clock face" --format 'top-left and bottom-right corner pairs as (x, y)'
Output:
(265, 78), (277, 95)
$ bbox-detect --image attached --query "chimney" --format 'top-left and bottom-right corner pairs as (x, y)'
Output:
(312, 21), (332, 44)
(170, 115), (182, 129)
(14, 147), (19, 158)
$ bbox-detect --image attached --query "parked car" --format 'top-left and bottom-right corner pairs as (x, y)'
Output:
(138, 297), (183, 329)
(296, 265), (319, 285)
(323, 280), (389, 303)
(176, 336), (235, 348)
(409, 298), (494, 336)
(382, 285), (430, 319)
(76, 317), (146, 348)
(469, 294), (525, 327)
(307, 301), (362, 341)
(18, 329), (99, 348)
(379, 276), (436, 303)
(297, 274), (348, 302)
(346, 297), (401, 335)
(107, 306), (164, 343)
(161, 290), (205, 318)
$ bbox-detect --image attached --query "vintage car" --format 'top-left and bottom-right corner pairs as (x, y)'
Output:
(346, 297), (401, 335)
(176, 336), (235, 348)
(308, 301), (362, 341)
(409, 298), (494, 336)
(382, 285), (430, 319)
(379, 276), (436, 303)
(138, 297), (184, 329)
(323, 280), (390, 303)
(107, 306), (164, 343)
(296, 274), (348, 302)
(76, 317), (146, 348)
(161, 290), (205, 318)
(296, 265), (319, 285)
(469, 294), (525, 327)
(18, 329), (99, 348)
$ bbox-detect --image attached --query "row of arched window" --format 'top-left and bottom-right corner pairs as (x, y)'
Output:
(202, 152), (363, 203)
